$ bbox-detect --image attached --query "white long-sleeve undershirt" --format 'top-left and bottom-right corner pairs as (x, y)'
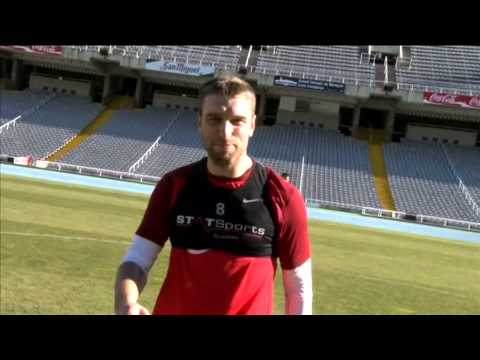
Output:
(282, 258), (313, 315)
(122, 234), (162, 273)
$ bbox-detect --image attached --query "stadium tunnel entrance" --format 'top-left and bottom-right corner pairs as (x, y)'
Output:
(355, 107), (391, 143)
(119, 77), (137, 97)
(339, 107), (354, 136)
(0, 57), (13, 87)
(264, 97), (280, 126)
(359, 108), (386, 129)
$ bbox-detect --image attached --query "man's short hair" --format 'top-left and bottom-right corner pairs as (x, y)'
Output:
(198, 75), (256, 114)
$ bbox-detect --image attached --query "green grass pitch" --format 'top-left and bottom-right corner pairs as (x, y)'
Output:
(1, 174), (479, 314)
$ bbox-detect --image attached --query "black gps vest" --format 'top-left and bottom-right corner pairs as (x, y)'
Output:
(168, 158), (276, 257)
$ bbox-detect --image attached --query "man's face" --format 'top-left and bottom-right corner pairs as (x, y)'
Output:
(198, 93), (256, 167)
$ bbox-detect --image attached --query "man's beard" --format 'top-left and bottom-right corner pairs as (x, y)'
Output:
(205, 145), (237, 168)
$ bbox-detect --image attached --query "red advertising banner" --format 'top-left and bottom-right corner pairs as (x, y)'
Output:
(0, 45), (63, 55)
(423, 92), (480, 109)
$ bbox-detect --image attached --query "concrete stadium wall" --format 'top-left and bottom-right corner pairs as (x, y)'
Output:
(276, 109), (339, 129)
(278, 96), (296, 111)
(29, 73), (91, 97)
(153, 93), (199, 111)
(407, 124), (477, 146)
(277, 97), (340, 129)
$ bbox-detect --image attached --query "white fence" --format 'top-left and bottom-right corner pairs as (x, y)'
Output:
(306, 198), (480, 232)
(44, 161), (160, 184)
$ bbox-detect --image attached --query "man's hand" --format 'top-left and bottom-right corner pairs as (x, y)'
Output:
(114, 261), (149, 315)
(118, 302), (151, 315)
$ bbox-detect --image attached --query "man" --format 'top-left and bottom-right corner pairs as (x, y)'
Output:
(281, 172), (291, 183)
(114, 76), (312, 315)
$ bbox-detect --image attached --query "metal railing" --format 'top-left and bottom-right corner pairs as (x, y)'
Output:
(384, 56), (389, 85)
(71, 45), (242, 69)
(250, 65), (379, 88)
(441, 143), (480, 217)
(412, 213), (479, 232)
(299, 155), (305, 196)
(360, 52), (378, 65)
(245, 45), (252, 67)
(395, 81), (480, 96)
(306, 198), (480, 232)
(0, 115), (22, 135)
(44, 161), (160, 184)
(0, 92), (57, 135)
(6, 156), (478, 232)
(128, 110), (181, 174)
(306, 199), (366, 212)
(67, 45), (480, 96)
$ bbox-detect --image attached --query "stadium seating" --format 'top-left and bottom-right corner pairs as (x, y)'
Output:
(396, 46), (480, 94)
(73, 45), (242, 70)
(383, 140), (479, 222)
(302, 128), (381, 208)
(0, 89), (52, 125)
(0, 94), (104, 159)
(443, 144), (480, 208)
(248, 124), (381, 208)
(135, 110), (206, 177)
(135, 120), (381, 209)
(255, 46), (376, 86)
(2, 57), (479, 224)
(140, 45), (241, 68)
(60, 107), (178, 172)
(2, 90), (478, 222)
(248, 124), (305, 188)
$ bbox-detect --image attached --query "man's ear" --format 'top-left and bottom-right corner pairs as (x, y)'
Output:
(250, 114), (256, 137)
(197, 112), (202, 130)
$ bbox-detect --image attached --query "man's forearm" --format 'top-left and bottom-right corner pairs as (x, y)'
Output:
(114, 261), (148, 314)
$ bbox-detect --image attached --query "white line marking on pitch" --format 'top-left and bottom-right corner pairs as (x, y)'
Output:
(0, 231), (131, 246)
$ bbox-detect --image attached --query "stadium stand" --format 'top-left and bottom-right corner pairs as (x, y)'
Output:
(303, 127), (381, 208)
(248, 124), (305, 185)
(443, 144), (480, 208)
(383, 140), (479, 222)
(396, 46), (480, 95)
(255, 46), (376, 86)
(1, 45), (479, 226)
(135, 119), (381, 209)
(72, 45), (242, 70)
(0, 89), (53, 125)
(140, 45), (241, 68)
(116, 115), (380, 209)
(248, 124), (380, 208)
(59, 107), (178, 172)
(1, 93), (104, 159)
(134, 110), (206, 177)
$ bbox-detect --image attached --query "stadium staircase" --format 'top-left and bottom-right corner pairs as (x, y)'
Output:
(367, 129), (396, 210)
(45, 96), (133, 162)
